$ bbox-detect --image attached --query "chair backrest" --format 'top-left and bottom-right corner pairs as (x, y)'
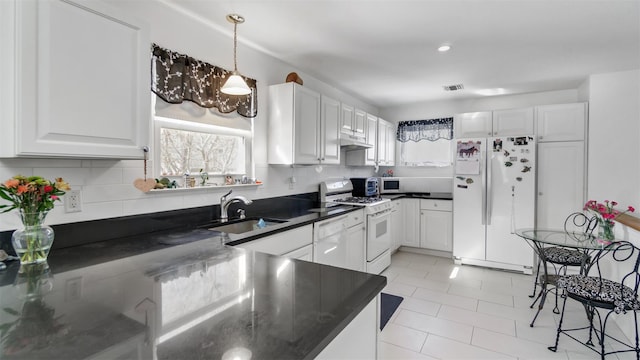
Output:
(588, 240), (640, 298)
(564, 212), (598, 236)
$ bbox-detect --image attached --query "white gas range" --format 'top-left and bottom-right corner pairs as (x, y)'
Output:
(320, 179), (392, 274)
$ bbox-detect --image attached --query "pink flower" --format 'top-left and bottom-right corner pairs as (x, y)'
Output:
(611, 201), (618, 206)
(51, 195), (58, 201)
(43, 185), (53, 193)
(629, 206), (636, 212)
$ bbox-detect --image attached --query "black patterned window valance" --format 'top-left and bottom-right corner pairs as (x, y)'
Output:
(396, 118), (453, 142)
(151, 44), (257, 118)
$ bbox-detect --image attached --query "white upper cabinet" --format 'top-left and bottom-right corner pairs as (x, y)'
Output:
(492, 107), (534, 136)
(377, 118), (395, 166)
(341, 105), (366, 139)
(268, 83), (339, 165)
(320, 95), (341, 164)
(365, 114), (378, 164)
(455, 109), (534, 138)
(454, 111), (493, 138)
(1, 0), (150, 158)
(340, 104), (355, 134)
(535, 103), (587, 142)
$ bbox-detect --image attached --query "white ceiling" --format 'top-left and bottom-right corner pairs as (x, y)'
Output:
(163, 0), (640, 108)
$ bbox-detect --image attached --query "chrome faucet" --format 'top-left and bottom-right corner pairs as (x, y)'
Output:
(220, 190), (253, 222)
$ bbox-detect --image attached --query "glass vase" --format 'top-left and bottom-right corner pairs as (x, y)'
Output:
(598, 220), (615, 241)
(11, 211), (55, 265)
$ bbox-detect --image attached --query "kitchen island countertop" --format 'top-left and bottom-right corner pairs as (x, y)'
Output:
(0, 235), (386, 359)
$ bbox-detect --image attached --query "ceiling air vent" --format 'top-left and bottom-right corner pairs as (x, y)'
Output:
(443, 84), (464, 91)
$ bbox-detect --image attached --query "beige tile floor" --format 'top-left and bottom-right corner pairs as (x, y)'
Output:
(378, 251), (637, 360)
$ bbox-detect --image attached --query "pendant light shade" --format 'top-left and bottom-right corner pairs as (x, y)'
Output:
(221, 14), (251, 96)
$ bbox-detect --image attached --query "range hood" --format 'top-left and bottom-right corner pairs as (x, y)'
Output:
(340, 136), (372, 150)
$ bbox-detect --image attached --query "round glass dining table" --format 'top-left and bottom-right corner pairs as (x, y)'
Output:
(514, 228), (611, 327)
(515, 228), (612, 250)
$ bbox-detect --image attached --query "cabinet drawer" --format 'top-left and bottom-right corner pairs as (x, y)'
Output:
(236, 224), (313, 255)
(346, 209), (365, 227)
(420, 199), (452, 211)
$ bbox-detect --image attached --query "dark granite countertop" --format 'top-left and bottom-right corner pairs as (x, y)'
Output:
(0, 234), (386, 359)
(381, 192), (453, 200)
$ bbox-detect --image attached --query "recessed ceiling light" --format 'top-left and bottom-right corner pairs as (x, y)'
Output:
(476, 88), (506, 96)
(438, 44), (451, 52)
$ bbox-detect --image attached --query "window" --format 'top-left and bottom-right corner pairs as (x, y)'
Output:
(154, 116), (252, 178)
(397, 118), (453, 167)
(400, 139), (452, 167)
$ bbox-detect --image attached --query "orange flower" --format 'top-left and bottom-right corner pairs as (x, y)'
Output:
(3, 178), (19, 189)
(16, 185), (30, 194)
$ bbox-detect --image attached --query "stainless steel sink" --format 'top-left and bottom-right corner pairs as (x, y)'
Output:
(208, 217), (287, 234)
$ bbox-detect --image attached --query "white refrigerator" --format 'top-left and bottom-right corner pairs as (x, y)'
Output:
(453, 136), (536, 273)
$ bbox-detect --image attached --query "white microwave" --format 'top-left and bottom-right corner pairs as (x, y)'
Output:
(379, 177), (401, 193)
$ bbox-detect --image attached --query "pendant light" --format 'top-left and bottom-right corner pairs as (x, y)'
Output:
(221, 14), (252, 96)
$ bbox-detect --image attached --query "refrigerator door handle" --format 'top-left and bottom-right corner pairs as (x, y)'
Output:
(481, 145), (487, 226)
(486, 151), (492, 226)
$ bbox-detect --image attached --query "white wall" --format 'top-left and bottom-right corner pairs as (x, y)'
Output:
(0, 1), (376, 231)
(587, 69), (640, 344)
(587, 69), (640, 208)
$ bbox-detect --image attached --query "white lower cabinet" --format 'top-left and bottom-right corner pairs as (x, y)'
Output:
(390, 200), (402, 252)
(420, 200), (453, 252)
(401, 199), (420, 247)
(234, 224), (313, 257)
(315, 297), (378, 360)
(283, 244), (313, 261)
(401, 198), (453, 252)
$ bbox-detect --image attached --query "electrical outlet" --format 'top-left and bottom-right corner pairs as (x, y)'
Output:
(65, 190), (82, 213)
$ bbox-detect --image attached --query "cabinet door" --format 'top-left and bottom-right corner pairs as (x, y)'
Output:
(340, 103), (354, 135)
(320, 95), (341, 164)
(390, 200), (403, 251)
(492, 107), (534, 136)
(535, 103), (587, 142)
(283, 244), (313, 261)
(294, 86), (321, 164)
(385, 121), (396, 166)
(345, 224), (365, 271)
(402, 199), (420, 247)
(537, 141), (586, 230)
(365, 114), (377, 165)
(353, 109), (366, 138)
(377, 119), (388, 165)
(12, 0), (150, 158)
(420, 210), (453, 252)
(454, 111), (492, 138)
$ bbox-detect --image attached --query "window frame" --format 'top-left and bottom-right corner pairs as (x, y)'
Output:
(153, 116), (254, 180)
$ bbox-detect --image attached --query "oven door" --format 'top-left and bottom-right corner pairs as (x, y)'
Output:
(366, 209), (392, 261)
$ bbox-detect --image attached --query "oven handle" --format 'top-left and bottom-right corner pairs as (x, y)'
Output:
(368, 209), (392, 221)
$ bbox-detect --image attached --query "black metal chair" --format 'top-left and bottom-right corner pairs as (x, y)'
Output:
(528, 212), (596, 326)
(549, 240), (640, 359)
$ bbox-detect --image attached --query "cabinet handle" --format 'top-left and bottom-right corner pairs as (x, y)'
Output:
(488, 132), (492, 135)
(539, 192), (543, 196)
(494, 132), (498, 135)
(539, 136), (544, 140)
(434, 203), (438, 207)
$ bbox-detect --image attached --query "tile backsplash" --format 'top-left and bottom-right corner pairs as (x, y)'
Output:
(0, 158), (375, 231)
